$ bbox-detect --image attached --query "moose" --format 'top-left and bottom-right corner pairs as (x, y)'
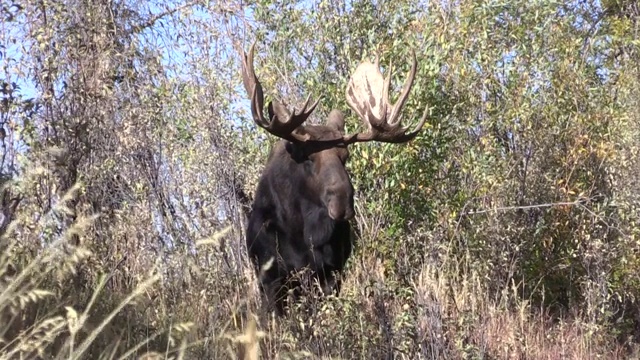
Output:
(240, 41), (428, 315)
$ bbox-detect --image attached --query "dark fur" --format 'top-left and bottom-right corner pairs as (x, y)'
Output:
(246, 134), (354, 315)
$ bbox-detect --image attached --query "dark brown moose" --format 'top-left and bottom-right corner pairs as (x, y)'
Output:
(240, 41), (428, 315)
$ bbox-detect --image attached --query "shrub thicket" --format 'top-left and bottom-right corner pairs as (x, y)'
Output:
(1, 0), (640, 358)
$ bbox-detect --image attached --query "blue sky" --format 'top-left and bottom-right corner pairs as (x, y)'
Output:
(1, 1), (251, 100)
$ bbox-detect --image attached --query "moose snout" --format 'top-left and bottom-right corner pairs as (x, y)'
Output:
(320, 163), (355, 221)
(327, 199), (355, 221)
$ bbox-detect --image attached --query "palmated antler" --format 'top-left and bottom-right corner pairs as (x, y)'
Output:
(343, 51), (428, 144)
(239, 41), (320, 142)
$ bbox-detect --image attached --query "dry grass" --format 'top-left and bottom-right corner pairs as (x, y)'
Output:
(0, 234), (631, 359)
(0, 166), (631, 360)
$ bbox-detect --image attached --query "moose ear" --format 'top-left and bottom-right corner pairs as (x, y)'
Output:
(326, 109), (345, 134)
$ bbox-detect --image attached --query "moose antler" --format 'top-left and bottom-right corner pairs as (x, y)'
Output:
(343, 51), (428, 144)
(239, 41), (320, 142)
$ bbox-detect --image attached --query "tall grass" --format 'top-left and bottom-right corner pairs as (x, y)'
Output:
(0, 164), (631, 359)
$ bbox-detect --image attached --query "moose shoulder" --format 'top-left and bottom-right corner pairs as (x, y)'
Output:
(240, 42), (428, 315)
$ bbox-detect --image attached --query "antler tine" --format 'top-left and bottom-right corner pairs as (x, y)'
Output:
(294, 94), (321, 121)
(380, 57), (392, 125)
(387, 50), (417, 126)
(343, 49), (427, 144)
(239, 41), (320, 143)
(399, 103), (429, 141)
(303, 95), (321, 117)
(240, 41), (267, 126)
(266, 95), (318, 135)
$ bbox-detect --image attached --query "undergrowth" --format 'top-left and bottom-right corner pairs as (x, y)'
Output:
(0, 167), (631, 359)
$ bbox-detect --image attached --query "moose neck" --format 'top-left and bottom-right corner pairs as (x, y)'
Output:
(262, 141), (345, 238)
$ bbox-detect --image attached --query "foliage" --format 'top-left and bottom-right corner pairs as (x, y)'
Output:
(1, 0), (640, 358)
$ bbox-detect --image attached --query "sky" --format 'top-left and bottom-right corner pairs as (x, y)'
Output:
(1, 1), (253, 99)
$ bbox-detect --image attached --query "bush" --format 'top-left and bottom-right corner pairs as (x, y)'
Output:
(2, 0), (640, 358)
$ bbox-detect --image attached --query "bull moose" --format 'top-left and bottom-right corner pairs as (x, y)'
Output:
(240, 41), (428, 315)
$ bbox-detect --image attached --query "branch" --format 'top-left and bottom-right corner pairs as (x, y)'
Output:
(128, 0), (203, 35)
(462, 199), (589, 216)
(581, 9), (612, 63)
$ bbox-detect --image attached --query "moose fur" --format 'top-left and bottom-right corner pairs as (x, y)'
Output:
(246, 113), (355, 315)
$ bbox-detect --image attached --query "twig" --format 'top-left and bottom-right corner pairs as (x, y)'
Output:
(461, 198), (628, 237)
(581, 9), (610, 64)
(127, 1), (203, 35)
(463, 200), (587, 216)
